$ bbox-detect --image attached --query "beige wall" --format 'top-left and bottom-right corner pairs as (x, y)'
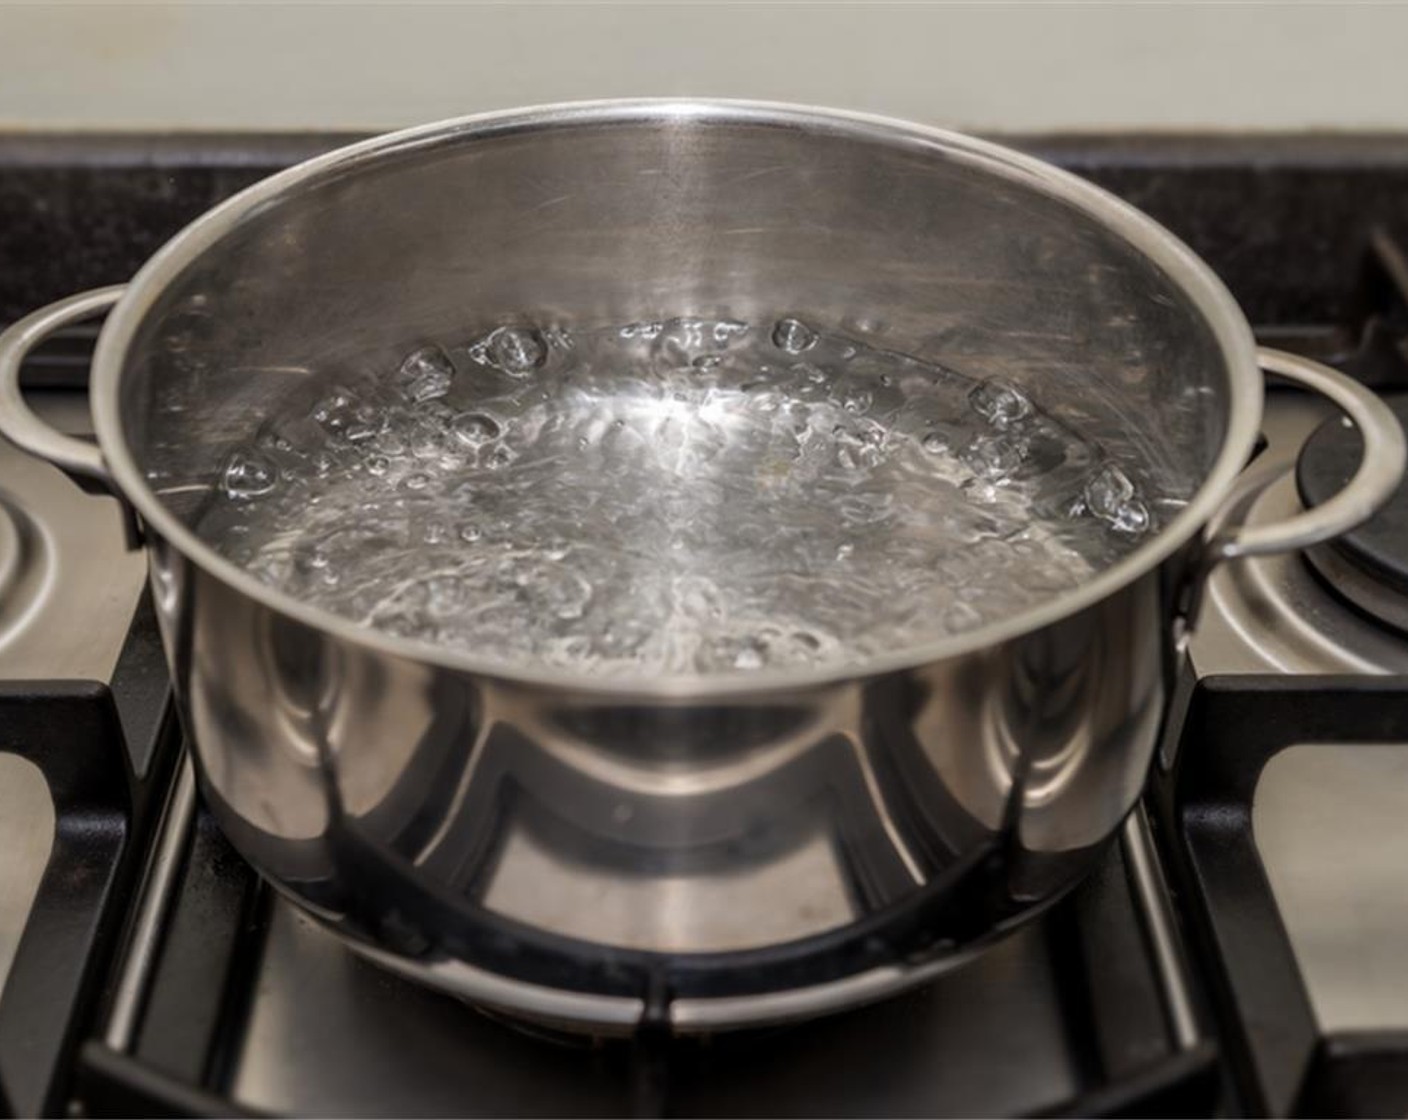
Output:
(0, 2), (1399, 133)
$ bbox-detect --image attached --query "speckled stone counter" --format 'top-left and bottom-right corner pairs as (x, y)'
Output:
(4, 131), (1408, 330)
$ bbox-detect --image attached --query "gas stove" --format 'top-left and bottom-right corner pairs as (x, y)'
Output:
(2, 134), (1408, 1118)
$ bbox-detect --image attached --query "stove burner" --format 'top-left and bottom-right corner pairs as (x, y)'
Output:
(1297, 392), (1408, 633)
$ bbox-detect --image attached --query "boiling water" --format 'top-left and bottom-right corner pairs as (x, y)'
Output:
(195, 317), (1173, 676)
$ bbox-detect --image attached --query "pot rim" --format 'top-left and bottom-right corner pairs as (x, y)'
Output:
(90, 98), (1262, 699)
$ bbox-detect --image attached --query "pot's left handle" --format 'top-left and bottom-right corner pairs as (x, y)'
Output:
(0, 286), (142, 545)
(0, 286), (124, 488)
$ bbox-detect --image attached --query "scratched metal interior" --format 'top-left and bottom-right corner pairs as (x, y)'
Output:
(115, 114), (1229, 524)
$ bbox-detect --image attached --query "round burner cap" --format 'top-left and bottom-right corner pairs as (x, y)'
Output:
(1297, 391), (1408, 629)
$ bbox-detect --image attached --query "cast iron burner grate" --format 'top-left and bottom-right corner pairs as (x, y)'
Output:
(1153, 677), (1408, 1117)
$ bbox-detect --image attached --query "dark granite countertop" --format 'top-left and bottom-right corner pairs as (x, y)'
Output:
(4, 131), (1408, 331)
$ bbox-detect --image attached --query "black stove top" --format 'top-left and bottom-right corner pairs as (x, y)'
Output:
(4, 132), (1408, 1119)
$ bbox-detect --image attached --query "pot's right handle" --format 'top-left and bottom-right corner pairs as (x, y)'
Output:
(0, 286), (125, 492)
(1205, 346), (1406, 563)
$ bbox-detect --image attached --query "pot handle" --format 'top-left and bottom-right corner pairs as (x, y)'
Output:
(1205, 346), (1406, 562)
(0, 286), (125, 491)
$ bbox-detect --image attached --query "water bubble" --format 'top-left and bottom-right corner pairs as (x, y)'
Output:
(922, 432), (949, 454)
(222, 449), (277, 499)
(402, 472), (430, 491)
(969, 379), (1033, 430)
(486, 445), (517, 470)
(750, 389), (782, 414)
(674, 575), (724, 621)
(843, 390), (873, 414)
(790, 630), (822, 653)
(692, 354), (723, 370)
(451, 412), (503, 447)
(548, 635), (594, 665)
(367, 454), (391, 475)
(485, 326), (548, 376)
(839, 493), (893, 524)
(375, 432), (407, 457)
(943, 600), (984, 634)
(772, 317), (817, 354)
(1084, 464), (1136, 521)
(400, 347), (455, 402)
(961, 477), (1002, 505)
(459, 524), (483, 543)
(530, 570), (594, 620)
(312, 390), (355, 431)
(1111, 499), (1151, 537)
(961, 434), (1028, 480)
(733, 644), (765, 670)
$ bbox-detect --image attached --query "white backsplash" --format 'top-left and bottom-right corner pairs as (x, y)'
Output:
(1, 2), (1404, 133)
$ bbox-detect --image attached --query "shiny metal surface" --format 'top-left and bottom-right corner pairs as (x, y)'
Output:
(0, 392), (145, 682)
(1254, 743), (1408, 1032)
(1122, 808), (1199, 1051)
(1209, 348), (1406, 561)
(0, 754), (53, 1002)
(172, 556), (1170, 1030)
(0, 101), (1399, 1029)
(91, 99), (1267, 692)
(0, 287), (121, 487)
(1191, 393), (1408, 675)
(104, 756), (197, 1050)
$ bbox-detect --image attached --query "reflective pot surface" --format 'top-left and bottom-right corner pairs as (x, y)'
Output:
(1, 101), (1400, 1032)
(156, 530), (1170, 1030)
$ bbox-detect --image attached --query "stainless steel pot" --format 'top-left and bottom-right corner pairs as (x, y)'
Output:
(1, 101), (1402, 1034)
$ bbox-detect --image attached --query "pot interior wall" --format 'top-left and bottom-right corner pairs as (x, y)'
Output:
(114, 110), (1231, 529)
